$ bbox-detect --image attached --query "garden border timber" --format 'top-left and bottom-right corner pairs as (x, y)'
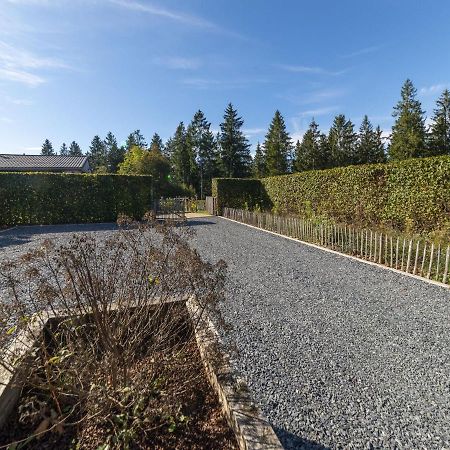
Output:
(220, 215), (449, 290)
(0, 298), (283, 450)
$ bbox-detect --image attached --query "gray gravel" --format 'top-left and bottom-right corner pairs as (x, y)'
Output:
(2, 218), (450, 449)
(189, 217), (450, 450)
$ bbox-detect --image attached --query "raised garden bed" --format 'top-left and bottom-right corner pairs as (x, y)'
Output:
(0, 299), (282, 449)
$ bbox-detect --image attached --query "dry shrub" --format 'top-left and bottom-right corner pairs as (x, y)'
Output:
(0, 215), (227, 449)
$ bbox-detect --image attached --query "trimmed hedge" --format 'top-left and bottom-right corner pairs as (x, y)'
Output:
(0, 172), (153, 226)
(213, 156), (450, 233)
(212, 178), (270, 212)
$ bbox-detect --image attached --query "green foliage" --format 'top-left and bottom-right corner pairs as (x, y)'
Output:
(105, 132), (125, 173)
(427, 88), (450, 156)
(356, 116), (386, 164)
(389, 79), (426, 160)
(88, 135), (108, 171)
(60, 142), (68, 156)
(69, 141), (83, 156)
(41, 139), (55, 156)
(118, 145), (184, 197)
(328, 114), (357, 167)
(214, 156), (450, 233)
(252, 142), (266, 178)
(294, 119), (327, 171)
(212, 178), (271, 213)
(0, 172), (153, 226)
(219, 103), (252, 178)
(171, 122), (197, 188)
(263, 110), (292, 175)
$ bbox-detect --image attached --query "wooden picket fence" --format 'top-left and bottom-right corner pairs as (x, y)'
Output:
(223, 207), (450, 286)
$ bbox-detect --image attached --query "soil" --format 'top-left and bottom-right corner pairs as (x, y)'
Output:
(0, 332), (238, 450)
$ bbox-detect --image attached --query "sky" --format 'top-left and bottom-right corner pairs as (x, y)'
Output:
(0, 0), (450, 155)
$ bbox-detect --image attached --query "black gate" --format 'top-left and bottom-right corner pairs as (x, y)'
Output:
(153, 197), (187, 221)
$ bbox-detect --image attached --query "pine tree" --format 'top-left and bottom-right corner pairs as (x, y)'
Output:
(355, 115), (386, 164)
(263, 110), (292, 176)
(104, 132), (124, 173)
(252, 142), (266, 177)
(126, 130), (147, 151)
(428, 88), (450, 156)
(188, 110), (219, 197)
(88, 135), (107, 171)
(163, 137), (174, 159)
(60, 143), (68, 156)
(293, 119), (327, 171)
(171, 122), (196, 187)
(149, 133), (163, 153)
(328, 114), (357, 167)
(68, 141), (83, 156)
(389, 79), (426, 160)
(41, 139), (54, 156)
(219, 103), (252, 177)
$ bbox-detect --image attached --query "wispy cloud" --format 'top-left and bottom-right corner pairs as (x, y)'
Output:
(0, 116), (13, 124)
(5, 96), (33, 106)
(277, 64), (348, 76)
(297, 106), (340, 118)
(0, 40), (69, 86)
(182, 77), (269, 90)
(243, 127), (265, 137)
(341, 45), (382, 58)
(108, 0), (246, 39)
(419, 83), (449, 95)
(153, 56), (201, 70)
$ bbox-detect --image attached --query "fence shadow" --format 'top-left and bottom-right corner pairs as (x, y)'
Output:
(272, 426), (331, 450)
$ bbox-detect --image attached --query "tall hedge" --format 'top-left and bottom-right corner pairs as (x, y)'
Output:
(0, 172), (153, 226)
(214, 156), (450, 233)
(212, 178), (270, 212)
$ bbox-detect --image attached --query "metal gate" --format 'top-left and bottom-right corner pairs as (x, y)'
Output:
(153, 197), (187, 221)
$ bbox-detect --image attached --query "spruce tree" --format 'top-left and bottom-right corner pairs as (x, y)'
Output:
(219, 103), (252, 177)
(60, 142), (68, 156)
(389, 79), (426, 160)
(188, 110), (219, 197)
(328, 114), (357, 167)
(252, 142), (266, 177)
(293, 119), (327, 171)
(355, 115), (386, 164)
(126, 130), (147, 151)
(88, 135), (108, 171)
(104, 132), (124, 173)
(149, 133), (163, 153)
(263, 110), (292, 176)
(41, 139), (54, 156)
(428, 88), (450, 156)
(171, 122), (196, 187)
(68, 141), (83, 156)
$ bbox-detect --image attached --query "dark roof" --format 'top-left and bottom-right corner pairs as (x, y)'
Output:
(0, 154), (90, 172)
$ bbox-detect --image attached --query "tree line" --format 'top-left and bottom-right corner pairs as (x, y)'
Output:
(40, 79), (450, 196)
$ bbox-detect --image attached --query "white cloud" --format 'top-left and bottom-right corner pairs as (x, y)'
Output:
(108, 0), (246, 39)
(243, 127), (265, 137)
(277, 64), (347, 76)
(0, 116), (13, 123)
(5, 96), (33, 105)
(341, 45), (382, 58)
(419, 84), (449, 96)
(153, 56), (201, 70)
(297, 106), (340, 118)
(0, 68), (44, 86)
(0, 40), (69, 86)
(182, 77), (268, 90)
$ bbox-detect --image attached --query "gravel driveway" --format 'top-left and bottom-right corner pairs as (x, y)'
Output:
(2, 218), (450, 449)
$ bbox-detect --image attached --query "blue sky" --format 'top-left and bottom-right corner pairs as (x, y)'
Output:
(1, 0), (449, 155)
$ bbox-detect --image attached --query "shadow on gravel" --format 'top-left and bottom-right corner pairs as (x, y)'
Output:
(273, 426), (331, 450)
(0, 223), (118, 249)
(185, 220), (216, 227)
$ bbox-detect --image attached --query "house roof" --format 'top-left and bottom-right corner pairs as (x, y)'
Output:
(0, 154), (90, 172)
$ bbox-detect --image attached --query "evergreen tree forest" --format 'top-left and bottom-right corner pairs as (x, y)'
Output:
(38, 80), (450, 194)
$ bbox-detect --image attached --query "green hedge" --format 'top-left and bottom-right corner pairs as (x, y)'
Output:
(214, 156), (450, 234)
(212, 178), (271, 212)
(0, 172), (153, 226)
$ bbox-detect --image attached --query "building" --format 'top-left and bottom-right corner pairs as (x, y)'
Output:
(0, 154), (91, 173)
